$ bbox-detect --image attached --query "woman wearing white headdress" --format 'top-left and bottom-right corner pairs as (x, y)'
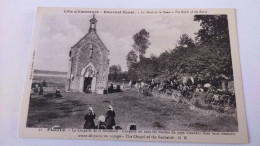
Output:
(84, 107), (96, 129)
(105, 105), (116, 129)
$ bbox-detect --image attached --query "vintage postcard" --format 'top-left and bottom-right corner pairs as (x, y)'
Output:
(19, 7), (248, 143)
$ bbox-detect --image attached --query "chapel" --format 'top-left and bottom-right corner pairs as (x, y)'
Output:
(65, 15), (110, 94)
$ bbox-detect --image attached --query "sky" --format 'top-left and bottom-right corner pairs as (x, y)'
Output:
(34, 13), (201, 72)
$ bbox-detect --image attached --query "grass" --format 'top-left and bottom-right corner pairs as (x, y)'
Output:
(26, 76), (238, 132)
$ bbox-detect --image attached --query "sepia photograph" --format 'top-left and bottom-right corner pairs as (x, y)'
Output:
(19, 8), (248, 143)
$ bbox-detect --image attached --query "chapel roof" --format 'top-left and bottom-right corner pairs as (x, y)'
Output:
(71, 15), (109, 52)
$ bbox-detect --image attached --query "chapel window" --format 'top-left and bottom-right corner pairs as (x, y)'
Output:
(89, 44), (93, 58)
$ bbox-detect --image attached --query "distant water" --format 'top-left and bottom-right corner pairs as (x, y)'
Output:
(33, 73), (67, 77)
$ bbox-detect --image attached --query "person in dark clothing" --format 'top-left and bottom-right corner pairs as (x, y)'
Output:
(110, 83), (114, 90)
(99, 122), (106, 129)
(84, 107), (96, 129)
(34, 83), (39, 93)
(39, 86), (43, 95)
(113, 125), (122, 130)
(55, 89), (61, 97)
(42, 80), (47, 87)
(127, 123), (137, 130)
(116, 84), (120, 92)
(105, 105), (116, 129)
(109, 82), (114, 93)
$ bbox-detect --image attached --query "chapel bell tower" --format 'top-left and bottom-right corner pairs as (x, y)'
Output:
(89, 14), (97, 33)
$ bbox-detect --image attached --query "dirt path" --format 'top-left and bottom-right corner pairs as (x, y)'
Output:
(27, 91), (238, 131)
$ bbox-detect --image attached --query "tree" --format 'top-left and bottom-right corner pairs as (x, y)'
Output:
(194, 15), (230, 48)
(121, 71), (129, 81)
(127, 68), (139, 81)
(123, 15), (233, 89)
(177, 34), (195, 48)
(109, 65), (122, 81)
(126, 50), (138, 69)
(194, 15), (233, 79)
(133, 56), (159, 81)
(132, 29), (151, 59)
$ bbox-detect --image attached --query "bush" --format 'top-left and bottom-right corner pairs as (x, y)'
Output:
(143, 89), (152, 96)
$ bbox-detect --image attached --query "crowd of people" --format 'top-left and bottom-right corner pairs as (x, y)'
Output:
(107, 82), (121, 93)
(127, 75), (236, 108)
(84, 105), (119, 129)
(31, 80), (62, 97)
(83, 105), (137, 130)
(31, 80), (47, 95)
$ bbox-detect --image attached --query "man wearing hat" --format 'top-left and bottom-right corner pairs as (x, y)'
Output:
(84, 107), (96, 129)
(105, 105), (116, 129)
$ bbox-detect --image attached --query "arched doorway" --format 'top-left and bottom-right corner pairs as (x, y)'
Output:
(83, 68), (94, 93)
(79, 62), (97, 93)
